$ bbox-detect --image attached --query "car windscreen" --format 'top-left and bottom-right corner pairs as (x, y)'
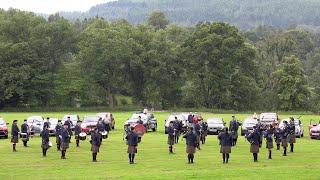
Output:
(244, 119), (257, 126)
(84, 117), (98, 123)
(27, 117), (42, 123)
(207, 119), (223, 124)
(131, 114), (147, 120)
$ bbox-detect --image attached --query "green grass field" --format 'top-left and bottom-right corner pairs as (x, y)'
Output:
(0, 112), (319, 179)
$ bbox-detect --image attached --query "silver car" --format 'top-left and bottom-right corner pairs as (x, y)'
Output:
(279, 118), (304, 138)
(207, 118), (225, 135)
(27, 116), (44, 135)
(241, 117), (258, 136)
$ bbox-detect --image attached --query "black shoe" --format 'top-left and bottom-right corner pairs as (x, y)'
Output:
(92, 160), (97, 162)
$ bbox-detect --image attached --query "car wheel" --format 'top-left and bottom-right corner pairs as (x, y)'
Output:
(152, 128), (156, 132)
(301, 133), (304, 137)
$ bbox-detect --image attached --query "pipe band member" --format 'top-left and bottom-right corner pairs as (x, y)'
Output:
(183, 127), (197, 164)
(21, 119), (29, 147)
(91, 128), (102, 162)
(11, 120), (20, 152)
(60, 122), (70, 159)
(218, 127), (232, 164)
(126, 126), (139, 164)
(246, 126), (261, 162)
(167, 121), (175, 153)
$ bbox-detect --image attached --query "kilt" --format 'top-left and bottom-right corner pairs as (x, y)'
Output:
(281, 139), (288, 147)
(196, 135), (200, 143)
(41, 142), (50, 150)
(21, 135), (29, 142)
(75, 135), (80, 140)
(250, 144), (260, 153)
(91, 145), (100, 153)
(275, 138), (281, 144)
(186, 145), (196, 154)
(60, 142), (69, 151)
(220, 146), (231, 154)
(167, 136), (174, 146)
(266, 141), (274, 149)
(127, 146), (137, 154)
(289, 134), (296, 144)
(11, 136), (19, 143)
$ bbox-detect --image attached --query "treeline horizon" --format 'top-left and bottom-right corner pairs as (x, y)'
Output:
(0, 9), (319, 112)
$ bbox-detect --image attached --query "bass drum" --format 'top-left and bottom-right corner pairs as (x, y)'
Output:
(134, 124), (147, 137)
(101, 131), (108, 139)
(79, 132), (87, 141)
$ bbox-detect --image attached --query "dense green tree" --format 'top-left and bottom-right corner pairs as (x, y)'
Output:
(147, 11), (169, 31)
(273, 56), (310, 110)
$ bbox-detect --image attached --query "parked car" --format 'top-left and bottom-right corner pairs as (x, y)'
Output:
(207, 118), (225, 135)
(96, 112), (115, 130)
(48, 118), (59, 136)
(164, 114), (187, 134)
(124, 113), (157, 132)
(0, 117), (9, 138)
(259, 112), (279, 129)
(241, 117), (258, 136)
(27, 116), (44, 135)
(81, 115), (99, 134)
(309, 120), (320, 139)
(62, 114), (80, 131)
(279, 118), (304, 138)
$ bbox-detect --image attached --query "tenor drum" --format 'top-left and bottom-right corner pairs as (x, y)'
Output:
(101, 131), (108, 139)
(134, 124), (146, 136)
(79, 132), (87, 141)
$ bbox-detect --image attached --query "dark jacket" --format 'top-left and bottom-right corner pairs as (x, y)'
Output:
(274, 128), (282, 141)
(11, 124), (20, 137)
(74, 124), (81, 135)
(173, 121), (182, 131)
(55, 124), (62, 136)
(281, 127), (290, 139)
(97, 123), (105, 132)
(289, 123), (295, 135)
(218, 132), (232, 147)
(229, 120), (240, 132)
(188, 115), (193, 123)
(201, 122), (208, 131)
(264, 129), (273, 142)
(60, 127), (70, 143)
(126, 131), (139, 146)
(21, 123), (28, 133)
(168, 126), (175, 137)
(194, 124), (201, 135)
(183, 131), (197, 146)
(64, 120), (72, 130)
(246, 130), (261, 145)
(41, 129), (50, 143)
(91, 132), (102, 146)
(43, 121), (50, 130)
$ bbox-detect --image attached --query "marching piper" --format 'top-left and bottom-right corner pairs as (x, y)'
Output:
(91, 128), (102, 162)
(55, 120), (62, 151)
(11, 120), (20, 152)
(246, 126), (261, 162)
(167, 121), (175, 153)
(183, 127), (197, 164)
(173, 116), (182, 144)
(21, 119), (29, 147)
(264, 125), (274, 159)
(60, 122), (70, 159)
(229, 116), (241, 146)
(64, 116), (73, 140)
(274, 126), (282, 150)
(281, 121), (290, 156)
(218, 127), (232, 164)
(41, 125), (50, 157)
(289, 117), (296, 153)
(126, 126), (139, 164)
(194, 121), (201, 150)
(200, 121), (208, 144)
(74, 120), (82, 147)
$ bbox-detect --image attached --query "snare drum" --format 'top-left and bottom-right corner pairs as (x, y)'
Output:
(101, 131), (108, 139)
(20, 133), (28, 141)
(79, 132), (87, 141)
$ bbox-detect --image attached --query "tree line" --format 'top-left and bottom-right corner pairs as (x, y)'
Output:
(0, 9), (319, 112)
(61, 0), (320, 30)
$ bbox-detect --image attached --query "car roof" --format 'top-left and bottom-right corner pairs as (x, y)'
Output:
(207, 118), (223, 122)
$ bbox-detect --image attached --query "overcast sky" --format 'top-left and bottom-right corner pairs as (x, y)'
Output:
(0, 0), (113, 14)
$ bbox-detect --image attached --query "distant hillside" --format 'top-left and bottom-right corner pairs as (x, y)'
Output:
(60, 0), (320, 29)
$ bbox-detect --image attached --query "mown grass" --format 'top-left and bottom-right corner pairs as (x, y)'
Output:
(0, 112), (319, 180)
